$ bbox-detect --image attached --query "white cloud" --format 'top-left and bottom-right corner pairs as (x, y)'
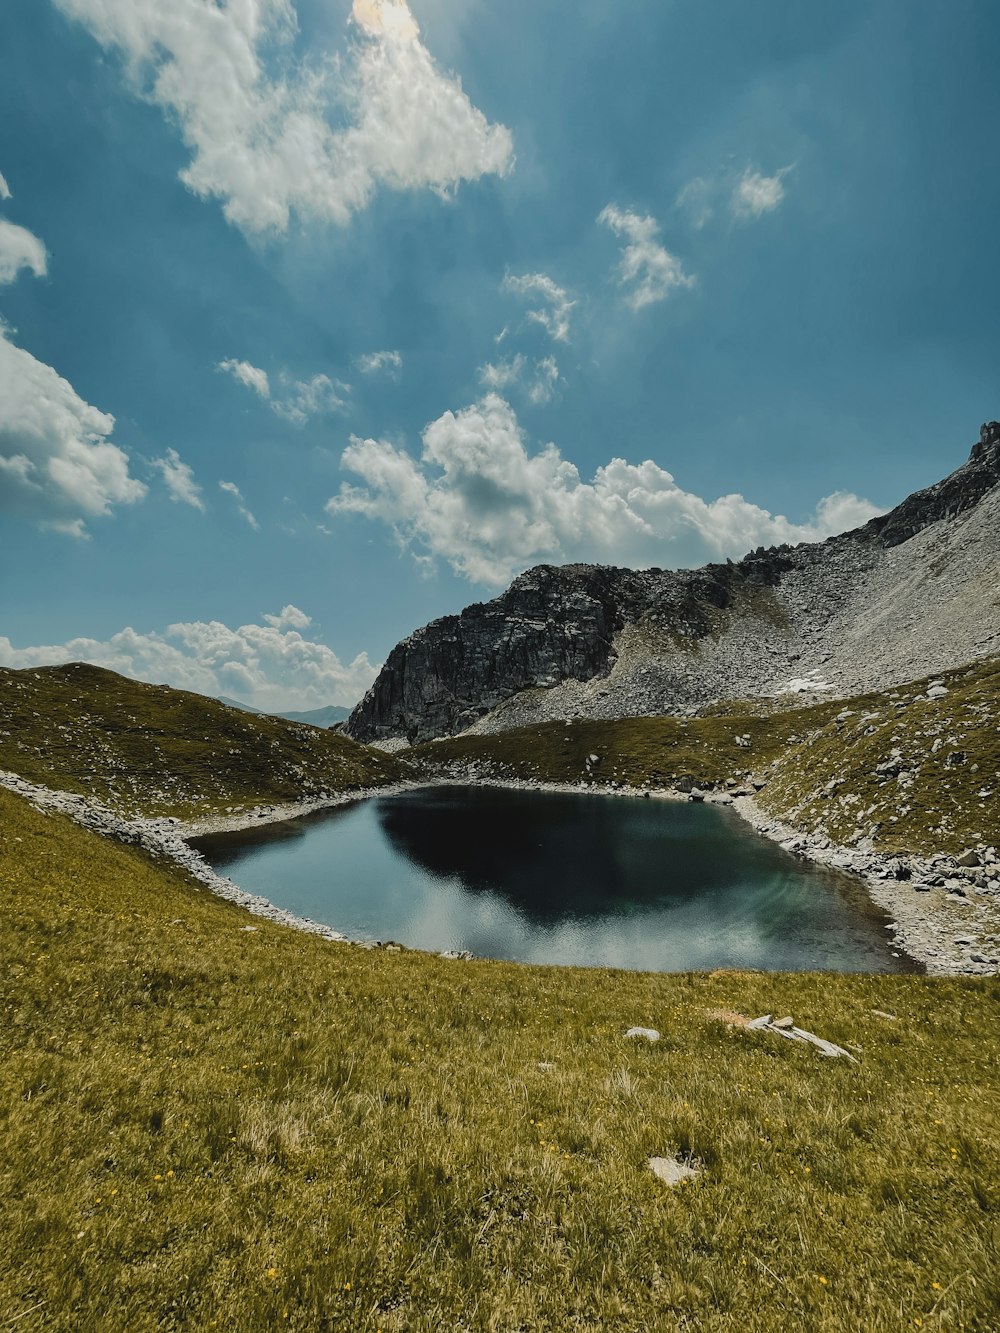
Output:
(272, 373), (349, 425)
(0, 608), (378, 711)
(477, 353), (524, 390)
(732, 166), (792, 220)
(527, 355), (559, 405)
(326, 393), (883, 586)
(477, 353), (560, 405)
(152, 447), (205, 510)
(264, 604), (311, 630)
(0, 323), (146, 532)
(219, 479), (259, 529)
(598, 204), (694, 311)
(219, 357), (348, 424)
(53, 0), (513, 237)
(0, 219), (48, 285)
(503, 272), (575, 343)
(0, 176), (48, 284)
(218, 357), (270, 399)
(356, 349), (402, 376)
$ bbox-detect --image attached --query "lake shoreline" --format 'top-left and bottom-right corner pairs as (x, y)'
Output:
(184, 773), (998, 977)
(5, 765), (994, 976)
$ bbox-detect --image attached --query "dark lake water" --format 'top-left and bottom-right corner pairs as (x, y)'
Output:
(194, 786), (916, 973)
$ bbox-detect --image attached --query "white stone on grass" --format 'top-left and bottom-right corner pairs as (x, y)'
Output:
(648, 1156), (700, 1186)
(625, 1026), (661, 1042)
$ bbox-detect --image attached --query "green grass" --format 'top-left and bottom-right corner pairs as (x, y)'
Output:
(413, 657), (1000, 858)
(0, 663), (405, 819)
(761, 657), (1000, 857)
(3, 786), (1000, 1331)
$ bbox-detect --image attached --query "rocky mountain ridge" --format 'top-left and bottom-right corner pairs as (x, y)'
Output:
(346, 423), (1000, 743)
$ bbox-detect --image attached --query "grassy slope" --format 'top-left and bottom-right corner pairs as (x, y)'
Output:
(414, 657), (1000, 858)
(2, 785), (1000, 1332)
(0, 663), (404, 819)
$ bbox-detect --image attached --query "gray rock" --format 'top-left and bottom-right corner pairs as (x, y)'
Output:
(625, 1026), (661, 1042)
(345, 422), (1000, 743)
(648, 1156), (700, 1186)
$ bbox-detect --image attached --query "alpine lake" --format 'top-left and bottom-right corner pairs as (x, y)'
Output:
(193, 785), (917, 974)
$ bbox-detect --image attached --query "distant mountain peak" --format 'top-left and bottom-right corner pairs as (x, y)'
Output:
(218, 696), (351, 727)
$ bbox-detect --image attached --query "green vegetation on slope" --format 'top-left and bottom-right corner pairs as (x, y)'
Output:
(2, 786), (999, 1331)
(761, 657), (1000, 857)
(0, 663), (404, 819)
(414, 657), (1000, 858)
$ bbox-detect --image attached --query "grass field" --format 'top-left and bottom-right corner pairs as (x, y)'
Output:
(3, 785), (1000, 1331)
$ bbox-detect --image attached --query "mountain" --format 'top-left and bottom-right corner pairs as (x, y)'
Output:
(346, 421), (1000, 743)
(218, 696), (351, 727)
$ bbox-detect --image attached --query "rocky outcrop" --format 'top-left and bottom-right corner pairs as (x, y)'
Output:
(869, 420), (1000, 546)
(347, 423), (1000, 743)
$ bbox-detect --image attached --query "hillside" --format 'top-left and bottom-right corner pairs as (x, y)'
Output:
(412, 657), (1000, 862)
(3, 782), (999, 1331)
(0, 663), (404, 820)
(347, 421), (1000, 743)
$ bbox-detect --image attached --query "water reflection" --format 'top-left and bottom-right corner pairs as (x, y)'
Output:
(194, 785), (918, 974)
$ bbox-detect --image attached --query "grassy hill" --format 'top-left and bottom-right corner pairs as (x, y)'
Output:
(413, 656), (1000, 859)
(0, 663), (404, 819)
(2, 783), (999, 1331)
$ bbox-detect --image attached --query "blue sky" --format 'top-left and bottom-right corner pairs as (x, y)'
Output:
(1, 0), (998, 709)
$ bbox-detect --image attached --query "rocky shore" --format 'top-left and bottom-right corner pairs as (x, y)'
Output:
(5, 764), (997, 977)
(402, 762), (1000, 977)
(1, 768), (417, 947)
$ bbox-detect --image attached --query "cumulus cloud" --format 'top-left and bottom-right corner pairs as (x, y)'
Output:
(0, 176), (49, 285)
(598, 204), (694, 310)
(0, 607), (377, 711)
(264, 604), (312, 630)
(326, 394), (883, 586)
(218, 357), (270, 399)
(219, 479), (259, 529)
(731, 166), (792, 220)
(53, 0), (513, 237)
(0, 219), (48, 285)
(0, 323), (146, 532)
(218, 357), (348, 423)
(152, 447), (205, 510)
(503, 272), (575, 343)
(0, 183), (144, 532)
(356, 349), (402, 376)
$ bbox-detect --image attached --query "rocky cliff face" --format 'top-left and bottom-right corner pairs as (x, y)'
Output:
(346, 424), (1000, 743)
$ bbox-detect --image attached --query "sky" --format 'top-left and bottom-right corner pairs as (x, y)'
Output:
(1, 0), (999, 711)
